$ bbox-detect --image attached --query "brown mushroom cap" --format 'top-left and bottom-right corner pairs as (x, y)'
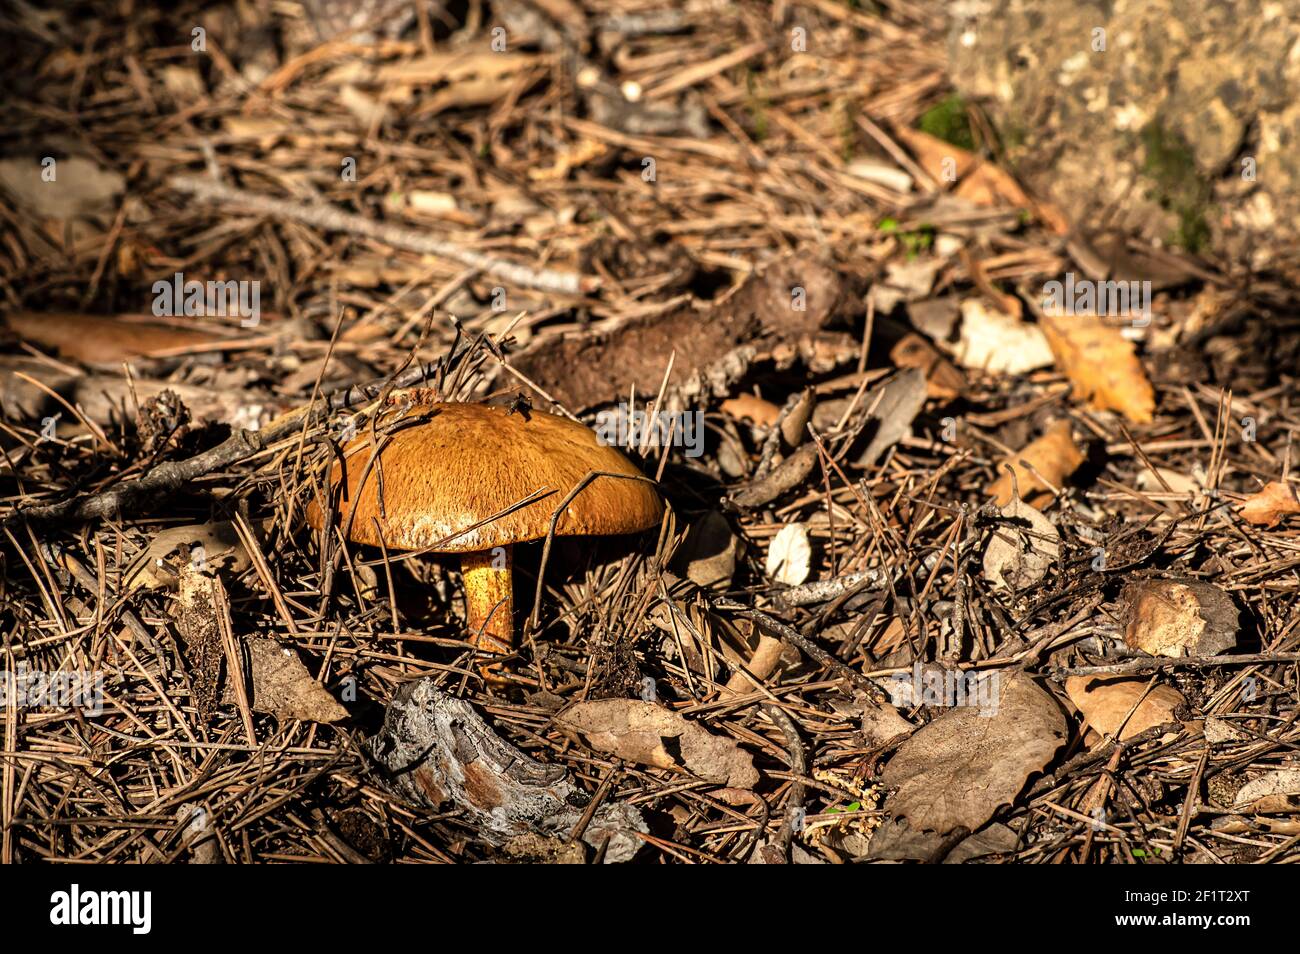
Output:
(306, 402), (663, 551)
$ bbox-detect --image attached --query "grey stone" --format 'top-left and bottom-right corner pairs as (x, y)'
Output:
(948, 0), (1300, 275)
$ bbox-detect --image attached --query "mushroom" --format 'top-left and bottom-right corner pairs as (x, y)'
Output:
(306, 399), (663, 654)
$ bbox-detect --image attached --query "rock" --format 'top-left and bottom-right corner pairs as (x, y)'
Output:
(948, 0), (1300, 275)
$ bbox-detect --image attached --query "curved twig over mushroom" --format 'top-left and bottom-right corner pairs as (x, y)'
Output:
(307, 401), (663, 655)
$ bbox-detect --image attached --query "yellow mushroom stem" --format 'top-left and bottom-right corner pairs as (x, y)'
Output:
(460, 546), (513, 654)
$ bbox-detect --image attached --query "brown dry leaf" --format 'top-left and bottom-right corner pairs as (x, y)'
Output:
(893, 127), (978, 183)
(881, 673), (1066, 834)
(4, 311), (236, 365)
(1123, 579), (1238, 657)
(732, 442), (818, 508)
(74, 376), (285, 430)
(890, 333), (966, 399)
(854, 368), (927, 468)
(673, 511), (739, 588)
(1232, 770), (1300, 814)
(1065, 675), (1185, 742)
(0, 355), (80, 419)
(982, 496), (1060, 590)
(723, 631), (786, 695)
(222, 116), (287, 146)
(779, 388), (816, 447)
(339, 84), (388, 128)
(0, 156), (124, 221)
(1040, 315), (1155, 423)
(1239, 481), (1300, 528)
(235, 639), (347, 724)
(327, 52), (540, 88)
(124, 521), (251, 593)
(987, 420), (1084, 508)
(721, 393), (781, 426)
(893, 128), (1068, 233)
(556, 698), (759, 788)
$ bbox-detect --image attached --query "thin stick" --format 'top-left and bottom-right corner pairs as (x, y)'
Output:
(170, 175), (598, 296)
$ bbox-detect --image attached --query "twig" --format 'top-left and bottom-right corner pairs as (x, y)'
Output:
(5, 364), (442, 526)
(169, 175), (598, 296)
(1048, 652), (1300, 680)
(755, 703), (806, 863)
(713, 600), (890, 701)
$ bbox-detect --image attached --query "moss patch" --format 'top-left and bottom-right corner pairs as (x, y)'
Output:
(1140, 120), (1212, 253)
(917, 94), (975, 151)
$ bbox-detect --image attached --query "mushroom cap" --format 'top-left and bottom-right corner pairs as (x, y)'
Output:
(306, 402), (663, 552)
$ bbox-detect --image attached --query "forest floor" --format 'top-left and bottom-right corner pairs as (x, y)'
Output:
(2, 1), (1298, 864)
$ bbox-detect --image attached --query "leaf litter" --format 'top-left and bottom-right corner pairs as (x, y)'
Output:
(2, 0), (1300, 867)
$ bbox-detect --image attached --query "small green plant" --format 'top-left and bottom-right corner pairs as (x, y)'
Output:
(917, 93), (975, 151)
(878, 217), (935, 258)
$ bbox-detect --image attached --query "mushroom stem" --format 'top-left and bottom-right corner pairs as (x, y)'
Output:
(461, 547), (513, 654)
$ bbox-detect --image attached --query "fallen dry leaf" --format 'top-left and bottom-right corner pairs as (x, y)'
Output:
(556, 698), (759, 789)
(1040, 314), (1155, 423)
(868, 258), (943, 312)
(0, 355), (80, 419)
(866, 816), (1018, 863)
(894, 126), (976, 182)
(1065, 675), (1185, 742)
(4, 311), (236, 365)
(339, 84), (388, 128)
(952, 299), (1054, 374)
(881, 673), (1067, 834)
(890, 332), (966, 399)
(855, 368), (927, 468)
(528, 138), (608, 181)
(766, 522), (812, 586)
(74, 375), (286, 430)
(721, 393), (781, 427)
(894, 127), (1068, 233)
(723, 629), (786, 695)
(1232, 769), (1300, 814)
(1239, 481), (1300, 528)
(124, 521), (251, 593)
(674, 511), (739, 588)
(0, 156), (124, 221)
(1123, 579), (1238, 657)
(731, 443), (818, 508)
(779, 388), (816, 447)
(987, 420), (1084, 508)
(1204, 716), (1249, 745)
(1136, 466), (1201, 495)
(234, 639), (347, 724)
(173, 564), (225, 721)
(326, 51), (540, 88)
(983, 496), (1060, 590)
